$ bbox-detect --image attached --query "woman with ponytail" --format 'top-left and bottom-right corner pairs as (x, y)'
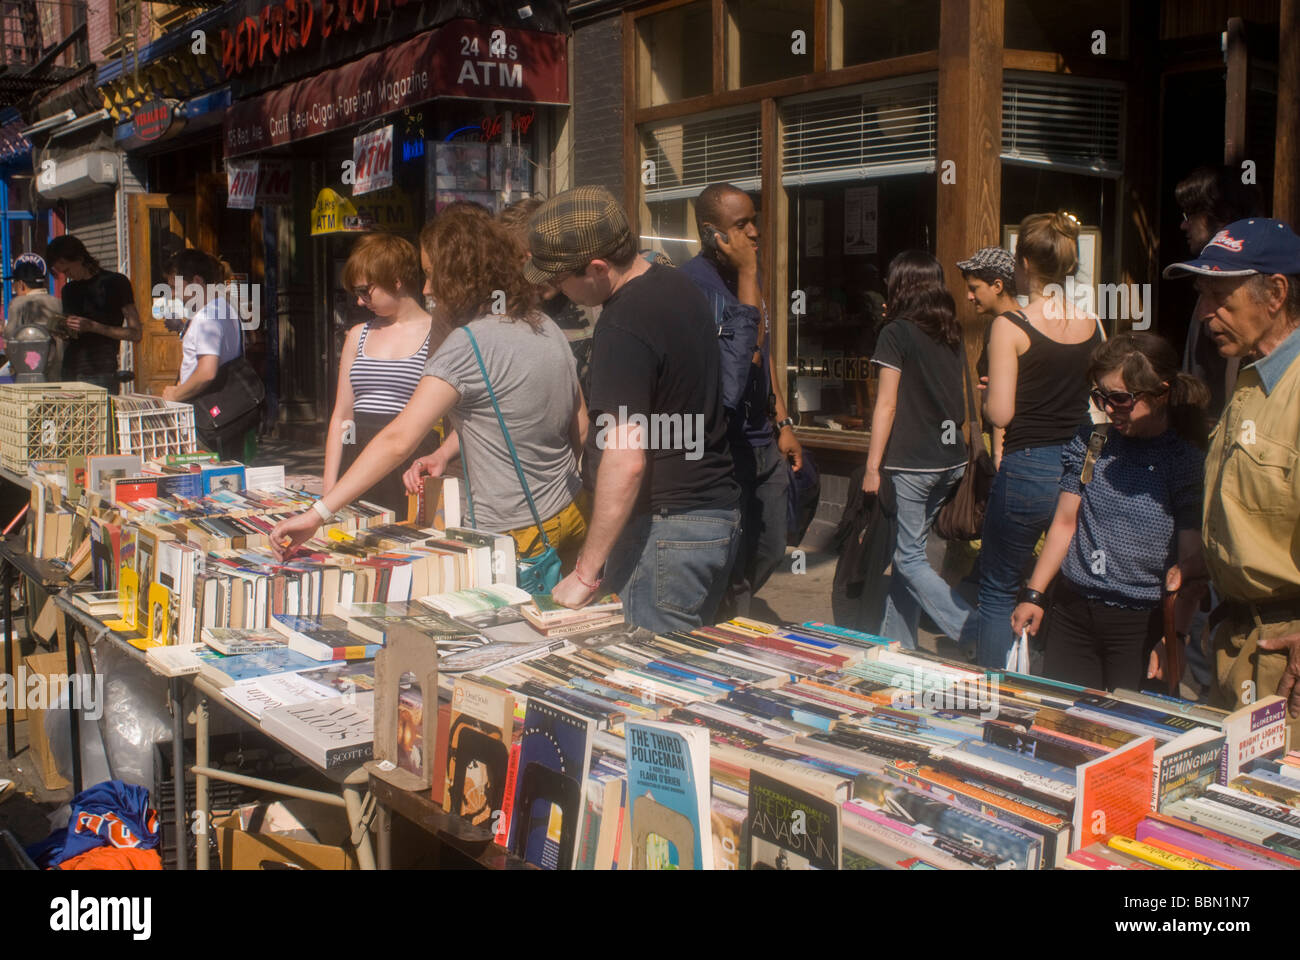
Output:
(1010, 333), (1209, 690)
(977, 211), (1104, 668)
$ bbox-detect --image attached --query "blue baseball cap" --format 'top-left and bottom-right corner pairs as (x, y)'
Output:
(1163, 217), (1300, 279)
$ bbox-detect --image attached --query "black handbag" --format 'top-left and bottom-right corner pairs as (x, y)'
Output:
(191, 355), (265, 438)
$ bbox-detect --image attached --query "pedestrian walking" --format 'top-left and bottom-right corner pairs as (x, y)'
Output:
(862, 250), (975, 651)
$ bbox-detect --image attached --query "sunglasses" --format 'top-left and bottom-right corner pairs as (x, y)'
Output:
(353, 283), (377, 301)
(1090, 386), (1166, 411)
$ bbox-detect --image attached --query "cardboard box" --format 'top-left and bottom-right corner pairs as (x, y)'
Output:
(23, 651), (71, 791)
(214, 804), (359, 870)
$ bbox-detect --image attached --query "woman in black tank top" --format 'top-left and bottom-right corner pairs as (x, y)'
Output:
(975, 212), (1103, 669)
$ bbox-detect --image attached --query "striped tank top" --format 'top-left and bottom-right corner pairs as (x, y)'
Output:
(349, 321), (430, 416)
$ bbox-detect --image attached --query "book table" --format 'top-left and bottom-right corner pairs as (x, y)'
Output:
(55, 591), (378, 870)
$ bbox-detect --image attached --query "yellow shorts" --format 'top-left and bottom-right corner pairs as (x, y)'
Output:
(505, 493), (590, 573)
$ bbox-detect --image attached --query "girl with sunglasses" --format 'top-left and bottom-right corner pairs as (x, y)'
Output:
(324, 232), (452, 514)
(1011, 333), (1209, 690)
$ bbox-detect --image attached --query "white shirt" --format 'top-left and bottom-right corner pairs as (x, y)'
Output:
(179, 297), (243, 384)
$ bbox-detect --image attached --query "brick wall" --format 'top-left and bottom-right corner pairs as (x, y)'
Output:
(572, 14), (625, 198)
(86, 1), (113, 61)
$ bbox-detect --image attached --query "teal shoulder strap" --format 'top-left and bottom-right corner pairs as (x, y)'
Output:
(459, 325), (552, 547)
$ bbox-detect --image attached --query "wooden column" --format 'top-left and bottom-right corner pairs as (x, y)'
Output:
(936, 0), (1003, 372)
(1224, 17), (1247, 167)
(1276, 0), (1300, 225)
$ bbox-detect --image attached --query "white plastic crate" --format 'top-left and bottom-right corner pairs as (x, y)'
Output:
(0, 382), (109, 474)
(112, 393), (198, 460)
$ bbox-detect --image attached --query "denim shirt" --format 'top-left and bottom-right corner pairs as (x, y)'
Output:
(678, 254), (768, 447)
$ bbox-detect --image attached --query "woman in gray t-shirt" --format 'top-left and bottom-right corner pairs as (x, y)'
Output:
(272, 208), (588, 567)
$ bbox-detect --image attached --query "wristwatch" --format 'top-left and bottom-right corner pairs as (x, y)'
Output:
(775, 417), (795, 431)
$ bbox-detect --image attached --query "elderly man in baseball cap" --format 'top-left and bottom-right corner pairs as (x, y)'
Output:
(1165, 217), (1300, 735)
(527, 186), (742, 633)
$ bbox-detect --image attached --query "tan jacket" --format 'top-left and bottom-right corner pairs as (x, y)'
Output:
(1203, 327), (1300, 602)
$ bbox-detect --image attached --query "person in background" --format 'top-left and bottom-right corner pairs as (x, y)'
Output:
(1174, 166), (1264, 417)
(533, 187), (740, 632)
(1011, 333), (1208, 690)
(273, 208), (588, 571)
(977, 211), (1103, 669)
(160, 249), (247, 459)
(681, 182), (802, 620)
(325, 232), (444, 516)
(46, 234), (141, 390)
(1165, 217), (1300, 739)
(862, 251), (975, 651)
(4, 253), (64, 380)
(957, 246), (1019, 469)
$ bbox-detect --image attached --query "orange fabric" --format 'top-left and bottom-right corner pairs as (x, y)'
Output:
(56, 846), (163, 870)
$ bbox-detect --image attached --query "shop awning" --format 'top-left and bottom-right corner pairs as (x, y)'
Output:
(223, 19), (567, 158)
(0, 108), (32, 163)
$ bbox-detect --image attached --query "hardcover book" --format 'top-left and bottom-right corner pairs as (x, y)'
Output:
(261, 694), (375, 770)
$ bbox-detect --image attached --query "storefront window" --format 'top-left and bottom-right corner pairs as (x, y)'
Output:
(637, 1), (713, 107)
(832, 0), (939, 68)
(780, 81), (937, 436)
(638, 109), (761, 265)
(1004, 0), (1128, 58)
(725, 0), (816, 88)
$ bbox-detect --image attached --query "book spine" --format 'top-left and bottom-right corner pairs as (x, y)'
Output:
(495, 741), (522, 848)
(1106, 836), (1215, 870)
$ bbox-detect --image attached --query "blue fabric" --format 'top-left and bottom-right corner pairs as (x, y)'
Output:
(976, 444), (1066, 667)
(1250, 324), (1300, 396)
(678, 255), (768, 445)
(604, 507), (740, 634)
(722, 438), (791, 617)
(1058, 426), (1204, 607)
(27, 780), (160, 868)
(880, 466), (975, 650)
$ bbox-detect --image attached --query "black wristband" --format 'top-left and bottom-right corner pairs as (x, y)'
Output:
(1017, 586), (1048, 607)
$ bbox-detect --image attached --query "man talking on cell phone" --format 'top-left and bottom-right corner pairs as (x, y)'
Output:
(681, 183), (803, 618)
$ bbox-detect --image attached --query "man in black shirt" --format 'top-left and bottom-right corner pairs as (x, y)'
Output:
(529, 187), (740, 633)
(47, 235), (141, 390)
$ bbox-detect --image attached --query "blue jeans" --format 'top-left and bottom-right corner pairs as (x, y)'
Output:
(880, 466), (976, 650)
(719, 440), (791, 619)
(976, 444), (1065, 667)
(605, 507), (741, 634)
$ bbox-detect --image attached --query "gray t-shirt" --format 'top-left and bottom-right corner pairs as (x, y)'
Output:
(424, 313), (581, 532)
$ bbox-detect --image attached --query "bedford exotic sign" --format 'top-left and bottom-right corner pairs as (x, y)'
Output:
(222, 0), (421, 76)
(223, 20), (567, 157)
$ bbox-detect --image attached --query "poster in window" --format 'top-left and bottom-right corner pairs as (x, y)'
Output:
(804, 198), (824, 258)
(843, 186), (878, 255)
(491, 145), (532, 198)
(433, 142), (490, 191)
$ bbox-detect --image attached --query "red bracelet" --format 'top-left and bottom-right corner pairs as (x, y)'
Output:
(574, 567), (602, 591)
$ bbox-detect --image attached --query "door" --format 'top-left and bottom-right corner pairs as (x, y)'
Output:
(128, 193), (196, 397)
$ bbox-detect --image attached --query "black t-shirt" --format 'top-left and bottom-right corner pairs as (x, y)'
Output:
(586, 264), (738, 515)
(60, 270), (134, 377)
(871, 318), (968, 471)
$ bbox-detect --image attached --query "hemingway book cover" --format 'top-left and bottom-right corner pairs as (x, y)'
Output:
(624, 720), (712, 869)
(747, 769), (841, 870)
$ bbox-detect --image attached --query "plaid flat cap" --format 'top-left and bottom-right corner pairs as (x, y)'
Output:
(956, 246), (1016, 284)
(525, 186), (634, 286)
